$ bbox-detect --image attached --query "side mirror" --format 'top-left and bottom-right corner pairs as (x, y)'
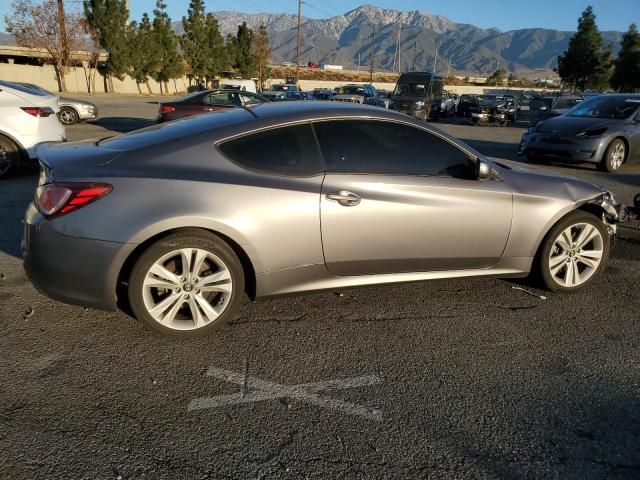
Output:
(476, 158), (491, 180)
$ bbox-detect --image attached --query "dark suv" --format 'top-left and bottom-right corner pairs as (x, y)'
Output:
(390, 72), (444, 121)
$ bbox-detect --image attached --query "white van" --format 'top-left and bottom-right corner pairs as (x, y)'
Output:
(219, 79), (257, 93)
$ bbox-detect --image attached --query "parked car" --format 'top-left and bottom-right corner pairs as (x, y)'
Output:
(0, 80), (65, 179)
(390, 71), (445, 121)
(23, 102), (629, 338)
(16, 83), (98, 125)
(334, 84), (379, 105)
(456, 94), (477, 118)
(528, 94), (583, 125)
(262, 84), (299, 100)
(157, 89), (269, 122)
(312, 89), (336, 101)
(469, 94), (514, 126)
(439, 91), (457, 116)
(519, 94), (640, 172)
(263, 90), (313, 101)
(376, 90), (393, 108)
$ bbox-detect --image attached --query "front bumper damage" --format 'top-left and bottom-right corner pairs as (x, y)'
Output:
(588, 191), (640, 243)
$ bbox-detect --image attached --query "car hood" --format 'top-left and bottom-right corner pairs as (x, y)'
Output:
(495, 160), (604, 203)
(535, 116), (621, 135)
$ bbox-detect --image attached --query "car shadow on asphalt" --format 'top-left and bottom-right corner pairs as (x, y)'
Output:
(88, 117), (156, 133)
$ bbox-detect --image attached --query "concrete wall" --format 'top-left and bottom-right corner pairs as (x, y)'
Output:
(0, 63), (551, 96)
(0, 62), (191, 94)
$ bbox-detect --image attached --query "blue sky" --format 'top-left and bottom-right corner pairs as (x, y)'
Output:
(1, 1), (637, 32)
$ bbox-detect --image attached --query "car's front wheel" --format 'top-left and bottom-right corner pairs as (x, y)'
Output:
(59, 107), (79, 125)
(538, 211), (609, 292)
(128, 230), (245, 338)
(599, 138), (626, 172)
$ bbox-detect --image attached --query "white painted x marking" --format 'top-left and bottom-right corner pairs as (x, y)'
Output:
(188, 367), (382, 421)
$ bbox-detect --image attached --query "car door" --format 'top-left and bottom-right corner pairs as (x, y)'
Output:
(314, 119), (513, 276)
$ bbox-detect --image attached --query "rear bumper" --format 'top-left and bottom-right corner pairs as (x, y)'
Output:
(22, 203), (134, 311)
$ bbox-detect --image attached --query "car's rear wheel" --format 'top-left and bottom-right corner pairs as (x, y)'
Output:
(129, 230), (245, 338)
(538, 212), (609, 292)
(0, 135), (20, 180)
(598, 138), (626, 172)
(59, 107), (79, 125)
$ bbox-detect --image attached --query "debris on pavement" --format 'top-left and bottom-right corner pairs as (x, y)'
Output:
(511, 286), (547, 300)
(22, 307), (35, 319)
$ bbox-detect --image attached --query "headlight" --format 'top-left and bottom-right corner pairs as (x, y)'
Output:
(577, 127), (608, 137)
(415, 101), (425, 107)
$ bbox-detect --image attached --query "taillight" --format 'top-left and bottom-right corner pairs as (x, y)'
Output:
(21, 107), (55, 117)
(160, 105), (175, 113)
(35, 183), (112, 217)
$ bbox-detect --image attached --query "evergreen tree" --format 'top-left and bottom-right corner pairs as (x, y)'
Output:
(486, 69), (506, 86)
(235, 22), (257, 78)
(129, 14), (158, 93)
(204, 13), (227, 79)
(225, 33), (238, 70)
(181, 0), (211, 84)
(557, 6), (612, 91)
(611, 23), (640, 92)
(84, 0), (130, 91)
(153, 0), (184, 92)
(251, 25), (271, 91)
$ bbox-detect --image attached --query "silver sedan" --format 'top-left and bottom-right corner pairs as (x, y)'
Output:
(22, 102), (629, 338)
(15, 83), (98, 125)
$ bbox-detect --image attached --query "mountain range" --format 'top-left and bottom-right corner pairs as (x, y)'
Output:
(200, 5), (624, 75)
(1, 5), (625, 76)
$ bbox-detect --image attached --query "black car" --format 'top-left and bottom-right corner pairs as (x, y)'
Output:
(456, 94), (477, 118)
(469, 95), (513, 126)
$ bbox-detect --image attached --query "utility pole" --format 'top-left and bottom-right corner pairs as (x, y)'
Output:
(412, 41), (417, 71)
(393, 22), (402, 73)
(447, 57), (451, 78)
(369, 22), (376, 82)
(295, 0), (302, 82)
(357, 52), (361, 72)
(433, 39), (440, 73)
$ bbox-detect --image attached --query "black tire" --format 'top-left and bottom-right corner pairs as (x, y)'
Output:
(59, 106), (79, 125)
(598, 138), (626, 172)
(0, 135), (20, 180)
(128, 229), (245, 338)
(537, 211), (609, 293)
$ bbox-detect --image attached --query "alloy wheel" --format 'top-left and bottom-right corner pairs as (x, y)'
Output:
(0, 144), (10, 176)
(609, 142), (625, 170)
(142, 248), (233, 331)
(59, 108), (77, 125)
(548, 222), (604, 288)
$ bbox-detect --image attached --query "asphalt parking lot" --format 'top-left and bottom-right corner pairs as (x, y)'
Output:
(2, 95), (640, 479)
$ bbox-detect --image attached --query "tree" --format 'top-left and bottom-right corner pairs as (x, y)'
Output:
(84, 0), (130, 92)
(181, 0), (210, 85)
(557, 6), (613, 91)
(251, 25), (271, 91)
(5, 0), (84, 92)
(153, 1), (184, 93)
(486, 68), (506, 86)
(129, 14), (158, 93)
(204, 13), (226, 79)
(235, 22), (257, 78)
(611, 23), (640, 92)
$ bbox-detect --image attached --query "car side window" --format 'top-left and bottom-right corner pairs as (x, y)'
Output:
(313, 120), (475, 178)
(218, 123), (323, 176)
(204, 92), (234, 106)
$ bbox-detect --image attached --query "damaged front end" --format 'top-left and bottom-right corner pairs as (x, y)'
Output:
(586, 190), (640, 240)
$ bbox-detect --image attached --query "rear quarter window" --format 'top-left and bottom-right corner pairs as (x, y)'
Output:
(218, 123), (323, 176)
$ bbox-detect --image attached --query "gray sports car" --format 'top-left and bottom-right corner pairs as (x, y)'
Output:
(23, 102), (628, 338)
(519, 94), (640, 172)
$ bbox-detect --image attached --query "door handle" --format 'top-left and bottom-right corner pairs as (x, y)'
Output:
(326, 191), (361, 206)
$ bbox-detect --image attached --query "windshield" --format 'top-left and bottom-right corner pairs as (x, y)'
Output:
(272, 85), (294, 91)
(477, 95), (504, 105)
(566, 95), (640, 119)
(336, 85), (365, 95)
(393, 83), (427, 97)
(552, 97), (582, 110)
